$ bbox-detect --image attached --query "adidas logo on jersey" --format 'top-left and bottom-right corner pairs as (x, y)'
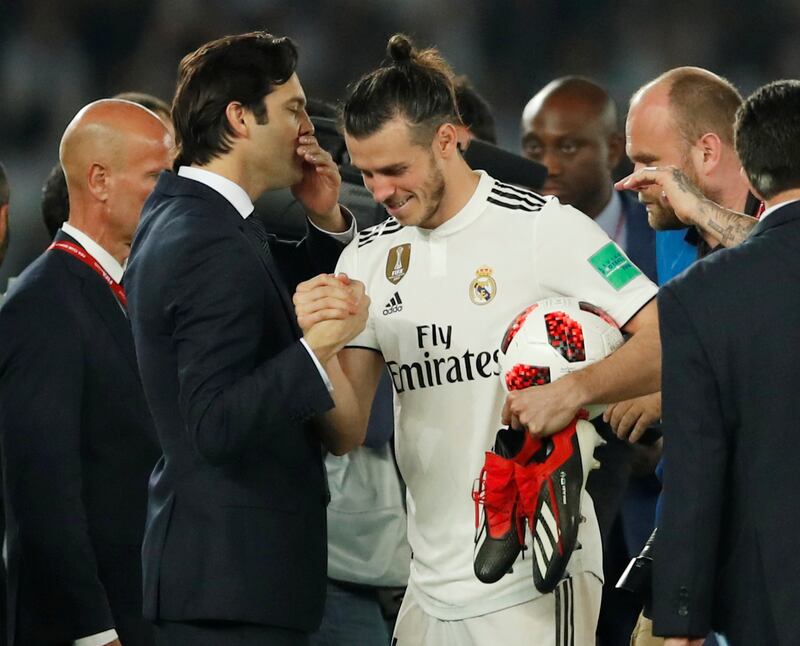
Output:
(382, 292), (403, 316)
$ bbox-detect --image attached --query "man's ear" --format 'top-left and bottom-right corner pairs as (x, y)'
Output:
(694, 132), (723, 176)
(434, 122), (460, 159)
(225, 101), (249, 138)
(86, 163), (110, 202)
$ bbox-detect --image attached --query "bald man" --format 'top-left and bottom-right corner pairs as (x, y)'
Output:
(522, 76), (657, 282)
(621, 67), (755, 284)
(606, 68), (758, 646)
(0, 100), (171, 646)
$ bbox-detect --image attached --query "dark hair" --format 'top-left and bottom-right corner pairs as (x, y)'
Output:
(0, 162), (8, 206)
(113, 91), (171, 121)
(343, 33), (460, 145)
(41, 163), (70, 238)
(735, 80), (800, 200)
(172, 31), (298, 169)
(453, 76), (496, 144)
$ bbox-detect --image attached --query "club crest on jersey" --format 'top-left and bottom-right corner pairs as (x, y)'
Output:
(469, 265), (497, 305)
(385, 244), (411, 284)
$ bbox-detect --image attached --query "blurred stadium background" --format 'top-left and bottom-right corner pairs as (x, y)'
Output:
(2, 0), (799, 289)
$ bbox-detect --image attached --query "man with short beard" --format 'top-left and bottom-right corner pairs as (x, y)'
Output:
(625, 67), (758, 278)
(296, 33), (661, 645)
(606, 67), (759, 444)
(607, 67), (762, 646)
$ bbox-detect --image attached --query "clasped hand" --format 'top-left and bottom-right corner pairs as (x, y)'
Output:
(294, 273), (370, 363)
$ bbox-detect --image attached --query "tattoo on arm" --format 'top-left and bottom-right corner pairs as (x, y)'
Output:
(669, 167), (756, 247)
(701, 204), (757, 247)
(671, 167), (705, 201)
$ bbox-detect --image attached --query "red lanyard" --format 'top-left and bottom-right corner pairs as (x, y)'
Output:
(49, 241), (127, 308)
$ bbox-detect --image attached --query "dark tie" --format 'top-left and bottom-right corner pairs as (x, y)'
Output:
(245, 215), (272, 260)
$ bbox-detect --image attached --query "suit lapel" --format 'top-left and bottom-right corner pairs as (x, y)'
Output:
(81, 274), (140, 375)
(240, 224), (302, 339)
(54, 232), (140, 375)
(162, 172), (302, 338)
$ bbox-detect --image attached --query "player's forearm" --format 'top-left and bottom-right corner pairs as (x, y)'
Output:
(318, 356), (370, 455)
(692, 200), (757, 248)
(570, 319), (661, 408)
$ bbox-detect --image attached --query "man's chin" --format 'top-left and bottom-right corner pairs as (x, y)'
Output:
(647, 207), (685, 231)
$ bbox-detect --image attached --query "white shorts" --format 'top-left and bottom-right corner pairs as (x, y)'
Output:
(392, 574), (602, 646)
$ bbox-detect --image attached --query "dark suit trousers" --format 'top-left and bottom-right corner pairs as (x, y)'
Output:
(153, 621), (309, 646)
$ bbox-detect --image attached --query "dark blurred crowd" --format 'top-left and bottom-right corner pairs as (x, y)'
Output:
(1, 12), (800, 646)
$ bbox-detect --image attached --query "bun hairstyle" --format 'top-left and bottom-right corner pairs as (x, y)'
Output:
(387, 33), (414, 65)
(343, 33), (462, 144)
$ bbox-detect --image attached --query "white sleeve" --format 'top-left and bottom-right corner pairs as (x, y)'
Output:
(74, 629), (118, 646)
(335, 238), (380, 351)
(533, 200), (658, 326)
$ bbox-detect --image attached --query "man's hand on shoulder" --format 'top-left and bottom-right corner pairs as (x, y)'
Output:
(665, 638), (704, 646)
(295, 273), (370, 363)
(292, 134), (347, 231)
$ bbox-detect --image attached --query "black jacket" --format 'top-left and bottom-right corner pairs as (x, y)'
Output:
(125, 171), (344, 631)
(0, 230), (160, 645)
(654, 201), (800, 644)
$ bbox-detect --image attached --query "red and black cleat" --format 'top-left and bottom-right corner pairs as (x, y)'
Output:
(514, 418), (603, 593)
(472, 427), (541, 583)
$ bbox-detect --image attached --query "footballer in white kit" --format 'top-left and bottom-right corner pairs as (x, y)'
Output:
(292, 32), (662, 646)
(334, 171), (658, 633)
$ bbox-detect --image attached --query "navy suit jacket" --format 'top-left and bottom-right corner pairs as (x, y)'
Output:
(0, 231), (160, 645)
(125, 172), (343, 631)
(620, 190), (658, 283)
(654, 201), (800, 643)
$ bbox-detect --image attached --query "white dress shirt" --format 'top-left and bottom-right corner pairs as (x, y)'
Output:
(61, 222), (124, 283)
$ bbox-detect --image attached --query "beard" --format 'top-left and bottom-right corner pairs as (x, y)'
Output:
(644, 160), (704, 230)
(418, 161), (446, 226)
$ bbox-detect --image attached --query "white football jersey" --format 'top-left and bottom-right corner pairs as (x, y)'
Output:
(335, 171), (658, 620)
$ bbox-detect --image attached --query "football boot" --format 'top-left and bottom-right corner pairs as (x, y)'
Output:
(472, 427), (541, 583)
(514, 418), (603, 593)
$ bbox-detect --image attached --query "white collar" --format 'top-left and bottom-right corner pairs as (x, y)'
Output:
(178, 166), (254, 218)
(61, 222), (124, 283)
(759, 197), (800, 223)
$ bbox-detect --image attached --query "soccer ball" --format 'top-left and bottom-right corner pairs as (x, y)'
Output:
(498, 297), (624, 419)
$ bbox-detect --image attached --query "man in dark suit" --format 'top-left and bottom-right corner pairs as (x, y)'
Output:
(124, 32), (369, 646)
(654, 80), (800, 645)
(0, 100), (172, 645)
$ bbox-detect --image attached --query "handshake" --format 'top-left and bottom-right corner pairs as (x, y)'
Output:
(293, 273), (371, 364)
